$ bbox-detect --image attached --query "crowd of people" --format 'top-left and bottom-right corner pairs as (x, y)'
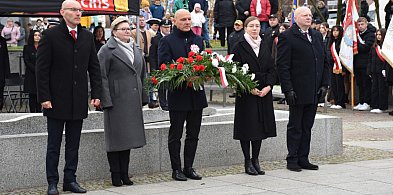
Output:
(0, 0), (393, 195)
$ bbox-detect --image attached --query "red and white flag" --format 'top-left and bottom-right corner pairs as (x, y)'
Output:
(382, 19), (393, 67)
(339, 0), (359, 74)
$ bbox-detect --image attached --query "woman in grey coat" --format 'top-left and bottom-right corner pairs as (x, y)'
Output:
(98, 16), (148, 187)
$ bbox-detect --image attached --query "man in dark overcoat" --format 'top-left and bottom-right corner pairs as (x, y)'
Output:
(0, 36), (10, 111)
(158, 9), (207, 181)
(150, 19), (172, 111)
(277, 7), (330, 172)
(36, 1), (101, 194)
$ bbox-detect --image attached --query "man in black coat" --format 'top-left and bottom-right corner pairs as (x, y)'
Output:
(149, 19), (173, 110)
(353, 18), (376, 111)
(277, 7), (330, 172)
(158, 9), (207, 181)
(264, 14), (280, 52)
(235, 0), (252, 23)
(0, 36), (10, 111)
(214, 0), (237, 47)
(227, 20), (244, 54)
(36, 1), (102, 194)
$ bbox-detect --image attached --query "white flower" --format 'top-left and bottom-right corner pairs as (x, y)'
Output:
(251, 73), (255, 80)
(242, 64), (249, 71)
(190, 44), (200, 53)
(231, 66), (237, 73)
(212, 59), (219, 67)
(241, 67), (247, 75)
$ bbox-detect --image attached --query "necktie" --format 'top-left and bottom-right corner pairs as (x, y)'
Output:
(304, 31), (308, 38)
(70, 30), (76, 42)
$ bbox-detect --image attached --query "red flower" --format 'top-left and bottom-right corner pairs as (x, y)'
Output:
(177, 63), (183, 70)
(187, 82), (193, 88)
(151, 76), (158, 85)
(160, 64), (167, 71)
(193, 65), (199, 72)
(176, 57), (185, 63)
(188, 51), (195, 57)
(205, 49), (212, 54)
(198, 65), (205, 72)
(188, 57), (194, 63)
(169, 63), (175, 69)
(196, 55), (203, 61)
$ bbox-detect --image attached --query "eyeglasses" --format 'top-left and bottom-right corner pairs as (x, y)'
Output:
(63, 8), (84, 13)
(115, 28), (131, 31)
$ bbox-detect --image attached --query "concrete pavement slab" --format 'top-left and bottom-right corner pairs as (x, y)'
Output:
(327, 180), (393, 194)
(345, 141), (393, 151)
(159, 177), (230, 190)
(105, 183), (181, 195)
(242, 177), (318, 191)
(211, 174), (279, 184)
(81, 190), (122, 195)
(174, 184), (268, 195)
(361, 121), (393, 129)
(274, 185), (362, 195)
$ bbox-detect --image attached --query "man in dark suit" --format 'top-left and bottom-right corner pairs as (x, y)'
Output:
(150, 19), (172, 111)
(277, 7), (330, 172)
(0, 36), (10, 111)
(158, 9), (207, 181)
(36, 1), (101, 194)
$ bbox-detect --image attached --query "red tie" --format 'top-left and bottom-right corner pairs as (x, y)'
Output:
(70, 30), (76, 42)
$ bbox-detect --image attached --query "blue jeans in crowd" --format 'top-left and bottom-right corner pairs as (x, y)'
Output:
(202, 16), (211, 48)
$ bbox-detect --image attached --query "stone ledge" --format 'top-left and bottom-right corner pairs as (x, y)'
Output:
(0, 110), (342, 192)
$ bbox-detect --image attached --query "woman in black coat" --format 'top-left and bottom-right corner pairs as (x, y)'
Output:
(23, 30), (41, 113)
(232, 16), (277, 176)
(93, 26), (106, 52)
(368, 28), (389, 113)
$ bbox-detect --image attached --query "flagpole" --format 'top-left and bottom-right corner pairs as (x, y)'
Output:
(351, 73), (355, 110)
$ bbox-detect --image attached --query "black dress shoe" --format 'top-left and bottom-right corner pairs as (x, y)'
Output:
(299, 162), (319, 170)
(111, 173), (122, 187)
(121, 174), (134, 185)
(47, 184), (59, 195)
(183, 167), (202, 180)
(63, 182), (87, 193)
(251, 158), (265, 175)
(245, 160), (258, 175)
(172, 170), (187, 181)
(287, 163), (302, 172)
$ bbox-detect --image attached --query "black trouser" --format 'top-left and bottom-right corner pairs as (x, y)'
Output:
(28, 94), (41, 113)
(218, 26), (234, 47)
(355, 68), (371, 104)
(46, 117), (83, 184)
(386, 19), (391, 29)
(168, 110), (203, 171)
(371, 73), (389, 110)
(331, 73), (346, 107)
(107, 150), (130, 174)
(0, 86), (4, 110)
(286, 104), (317, 164)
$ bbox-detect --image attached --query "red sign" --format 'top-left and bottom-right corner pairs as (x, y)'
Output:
(77, 0), (114, 11)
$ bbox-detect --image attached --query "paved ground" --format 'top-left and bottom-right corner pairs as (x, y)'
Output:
(3, 96), (393, 194)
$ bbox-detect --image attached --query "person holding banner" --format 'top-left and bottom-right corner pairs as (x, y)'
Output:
(353, 17), (376, 111)
(277, 7), (330, 172)
(368, 28), (389, 113)
(232, 16), (277, 176)
(158, 9), (207, 181)
(328, 25), (346, 109)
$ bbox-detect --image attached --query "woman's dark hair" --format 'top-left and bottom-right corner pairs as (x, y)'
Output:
(328, 25), (343, 47)
(279, 23), (290, 30)
(244, 16), (259, 27)
(27, 30), (40, 45)
(373, 28), (387, 47)
(93, 26), (106, 42)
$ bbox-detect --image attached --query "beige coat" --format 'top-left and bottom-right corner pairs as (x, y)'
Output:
(131, 29), (154, 56)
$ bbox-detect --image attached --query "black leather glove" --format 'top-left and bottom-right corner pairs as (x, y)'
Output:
(317, 86), (328, 102)
(284, 90), (297, 106)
